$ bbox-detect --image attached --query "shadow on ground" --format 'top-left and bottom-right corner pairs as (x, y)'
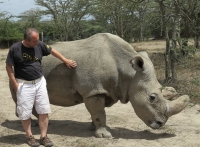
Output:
(0, 134), (26, 146)
(0, 119), (175, 145)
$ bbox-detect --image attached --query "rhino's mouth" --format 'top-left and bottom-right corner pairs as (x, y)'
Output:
(149, 120), (166, 129)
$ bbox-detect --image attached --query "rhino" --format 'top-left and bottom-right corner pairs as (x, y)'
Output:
(9, 33), (190, 138)
(162, 86), (179, 100)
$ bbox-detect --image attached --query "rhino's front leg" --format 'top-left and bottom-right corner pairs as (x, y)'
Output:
(84, 95), (112, 138)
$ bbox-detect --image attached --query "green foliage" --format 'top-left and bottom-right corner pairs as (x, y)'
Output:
(17, 8), (42, 29)
(0, 0), (199, 49)
(191, 78), (200, 86)
(185, 45), (197, 57)
(78, 20), (107, 39)
(0, 12), (23, 48)
(176, 45), (197, 61)
(90, 0), (141, 41)
(35, 0), (93, 41)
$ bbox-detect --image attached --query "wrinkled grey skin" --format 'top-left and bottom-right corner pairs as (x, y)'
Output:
(9, 33), (189, 138)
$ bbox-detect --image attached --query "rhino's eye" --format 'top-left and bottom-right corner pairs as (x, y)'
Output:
(149, 94), (156, 103)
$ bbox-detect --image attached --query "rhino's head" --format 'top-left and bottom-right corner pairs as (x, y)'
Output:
(128, 52), (189, 129)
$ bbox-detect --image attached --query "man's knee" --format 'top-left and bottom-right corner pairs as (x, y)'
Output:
(17, 106), (32, 120)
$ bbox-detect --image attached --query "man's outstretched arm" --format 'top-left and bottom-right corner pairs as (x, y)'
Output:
(50, 48), (77, 69)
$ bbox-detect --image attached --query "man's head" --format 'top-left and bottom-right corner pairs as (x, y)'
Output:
(23, 28), (39, 48)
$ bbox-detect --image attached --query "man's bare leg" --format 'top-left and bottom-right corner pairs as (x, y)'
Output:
(39, 114), (49, 138)
(21, 119), (32, 137)
(39, 114), (53, 146)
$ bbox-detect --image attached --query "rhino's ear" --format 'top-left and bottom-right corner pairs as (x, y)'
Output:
(137, 51), (150, 60)
(130, 56), (144, 71)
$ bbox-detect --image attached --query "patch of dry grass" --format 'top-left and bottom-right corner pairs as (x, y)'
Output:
(130, 39), (195, 53)
(131, 40), (166, 53)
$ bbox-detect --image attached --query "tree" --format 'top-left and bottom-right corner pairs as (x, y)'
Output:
(0, 11), (22, 48)
(17, 8), (42, 29)
(91, 0), (144, 41)
(154, 0), (179, 82)
(34, 0), (93, 41)
(175, 0), (200, 49)
(78, 19), (107, 39)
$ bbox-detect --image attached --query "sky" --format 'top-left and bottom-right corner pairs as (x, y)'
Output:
(0, 0), (44, 17)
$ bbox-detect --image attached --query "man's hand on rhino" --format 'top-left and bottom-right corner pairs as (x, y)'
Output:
(65, 59), (77, 69)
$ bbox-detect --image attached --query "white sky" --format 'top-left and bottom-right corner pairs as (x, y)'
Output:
(0, 0), (44, 16)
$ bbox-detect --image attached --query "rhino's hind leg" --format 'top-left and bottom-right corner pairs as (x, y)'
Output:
(84, 95), (112, 138)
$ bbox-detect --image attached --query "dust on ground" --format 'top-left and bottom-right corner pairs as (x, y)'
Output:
(0, 45), (200, 147)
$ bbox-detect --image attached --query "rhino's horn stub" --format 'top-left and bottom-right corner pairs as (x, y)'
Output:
(162, 86), (179, 100)
(166, 95), (190, 117)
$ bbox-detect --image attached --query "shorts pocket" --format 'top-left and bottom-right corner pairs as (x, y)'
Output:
(16, 83), (22, 94)
(17, 106), (23, 116)
(17, 106), (25, 119)
(17, 106), (32, 120)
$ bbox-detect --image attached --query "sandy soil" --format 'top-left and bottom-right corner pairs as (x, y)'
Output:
(0, 48), (200, 147)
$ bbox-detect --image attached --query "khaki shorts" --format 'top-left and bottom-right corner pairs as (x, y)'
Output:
(16, 76), (51, 120)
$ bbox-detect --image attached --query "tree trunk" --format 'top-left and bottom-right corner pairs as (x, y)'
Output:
(195, 12), (200, 50)
(139, 11), (144, 41)
(120, 12), (123, 38)
(7, 41), (10, 48)
(170, 1), (180, 81)
(140, 25), (144, 41)
(60, 33), (63, 41)
(53, 32), (55, 41)
(157, 0), (171, 82)
(194, 35), (199, 49)
(165, 27), (171, 82)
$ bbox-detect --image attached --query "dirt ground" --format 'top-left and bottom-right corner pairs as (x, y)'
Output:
(0, 46), (200, 147)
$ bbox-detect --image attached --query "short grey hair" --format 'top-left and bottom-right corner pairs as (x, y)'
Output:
(24, 28), (39, 40)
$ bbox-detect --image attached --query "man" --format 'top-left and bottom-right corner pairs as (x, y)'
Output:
(6, 28), (77, 147)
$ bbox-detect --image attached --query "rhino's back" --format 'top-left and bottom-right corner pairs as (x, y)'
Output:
(42, 33), (137, 106)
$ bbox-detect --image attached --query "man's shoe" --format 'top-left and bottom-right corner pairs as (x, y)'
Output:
(40, 135), (53, 147)
(27, 135), (40, 147)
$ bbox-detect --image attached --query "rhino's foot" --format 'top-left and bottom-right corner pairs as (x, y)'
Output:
(95, 127), (112, 138)
(89, 121), (96, 131)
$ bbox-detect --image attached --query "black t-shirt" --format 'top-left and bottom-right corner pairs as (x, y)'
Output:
(6, 41), (52, 80)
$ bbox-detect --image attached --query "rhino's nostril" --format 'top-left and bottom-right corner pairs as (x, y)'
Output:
(156, 121), (163, 126)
